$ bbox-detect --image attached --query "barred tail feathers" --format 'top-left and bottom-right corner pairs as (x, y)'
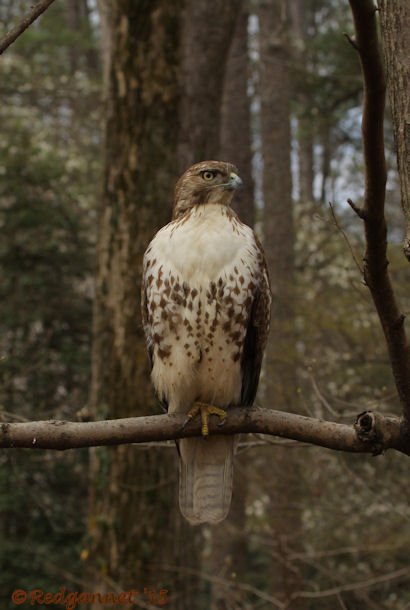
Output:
(178, 436), (235, 525)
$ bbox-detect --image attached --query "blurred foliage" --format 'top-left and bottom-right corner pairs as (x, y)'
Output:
(290, 201), (410, 609)
(0, 0), (100, 597)
(237, 1), (410, 608)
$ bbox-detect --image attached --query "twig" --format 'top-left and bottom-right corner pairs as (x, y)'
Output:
(348, 0), (410, 430)
(336, 593), (348, 610)
(290, 542), (408, 561)
(0, 0), (57, 56)
(0, 406), (409, 456)
(289, 565), (410, 603)
(343, 32), (359, 51)
(328, 202), (364, 275)
(347, 197), (367, 220)
(161, 563), (285, 609)
(307, 371), (338, 416)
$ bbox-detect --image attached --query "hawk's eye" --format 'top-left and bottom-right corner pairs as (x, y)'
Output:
(202, 170), (216, 181)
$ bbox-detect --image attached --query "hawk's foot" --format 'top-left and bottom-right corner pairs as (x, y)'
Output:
(184, 402), (227, 437)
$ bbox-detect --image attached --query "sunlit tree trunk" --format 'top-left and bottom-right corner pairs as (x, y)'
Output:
(379, 0), (410, 257)
(258, 0), (305, 606)
(87, 2), (196, 606)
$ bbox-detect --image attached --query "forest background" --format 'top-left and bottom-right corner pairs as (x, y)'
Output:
(0, 0), (409, 609)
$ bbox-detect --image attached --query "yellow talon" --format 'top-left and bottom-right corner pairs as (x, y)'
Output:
(186, 402), (228, 437)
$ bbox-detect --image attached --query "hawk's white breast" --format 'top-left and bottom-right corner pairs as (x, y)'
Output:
(154, 204), (255, 282)
(143, 204), (262, 413)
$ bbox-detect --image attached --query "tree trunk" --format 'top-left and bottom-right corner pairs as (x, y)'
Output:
(258, 0), (305, 606)
(64, 0), (99, 73)
(210, 5), (254, 608)
(88, 2), (196, 605)
(259, 4), (294, 392)
(96, 0), (112, 89)
(177, 0), (242, 172)
(290, 0), (315, 204)
(220, 4), (255, 227)
(177, 2), (245, 606)
(379, 1), (410, 258)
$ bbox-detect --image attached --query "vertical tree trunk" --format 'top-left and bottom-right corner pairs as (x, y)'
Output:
(88, 2), (195, 604)
(379, 1), (410, 258)
(259, 4), (294, 386)
(64, 0), (82, 72)
(96, 0), (112, 88)
(177, 0), (242, 172)
(298, 125), (315, 204)
(65, 0), (99, 73)
(177, 3), (246, 606)
(210, 5), (254, 608)
(290, 0), (315, 204)
(258, 0), (305, 606)
(220, 4), (255, 227)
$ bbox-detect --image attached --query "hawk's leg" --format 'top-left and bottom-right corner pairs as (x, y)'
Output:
(183, 402), (227, 437)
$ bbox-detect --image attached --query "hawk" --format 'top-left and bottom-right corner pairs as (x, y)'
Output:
(142, 160), (271, 525)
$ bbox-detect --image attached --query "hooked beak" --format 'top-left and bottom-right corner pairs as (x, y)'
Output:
(228, 172), (243, 190)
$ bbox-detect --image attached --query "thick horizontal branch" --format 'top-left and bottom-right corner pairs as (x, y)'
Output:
(0, 407), (409, 456)
(0, 0), (57, 56)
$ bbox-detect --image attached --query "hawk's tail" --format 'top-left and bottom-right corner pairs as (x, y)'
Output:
(178, 436), (235, 525)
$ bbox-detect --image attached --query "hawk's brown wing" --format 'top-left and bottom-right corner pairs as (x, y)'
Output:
(141, 271), (152, 368)
(141, 257), (168, 413)
(240, 253), (271, 406)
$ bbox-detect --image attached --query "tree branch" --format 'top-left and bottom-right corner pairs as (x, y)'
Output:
(289, 565), (410, 605)
(0, 0), (57, 56)
(1, 407), (409, 456)
(348, 0), (410, 430)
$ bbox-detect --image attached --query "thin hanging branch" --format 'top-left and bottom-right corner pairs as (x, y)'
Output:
(1, 407), (409, 456)
(347, 0), (410, 430)
(0, 0), (57, 56)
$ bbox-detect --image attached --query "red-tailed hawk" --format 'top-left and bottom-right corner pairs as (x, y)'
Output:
(142, 160), (271, 525)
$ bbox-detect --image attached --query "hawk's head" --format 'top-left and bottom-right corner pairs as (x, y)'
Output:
(173, 160), (242, 219)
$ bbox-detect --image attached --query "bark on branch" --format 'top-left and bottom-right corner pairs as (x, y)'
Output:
(0, 0), (57, 56)
(1, 407), (409, 456)
(348, 0), (410, 429)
